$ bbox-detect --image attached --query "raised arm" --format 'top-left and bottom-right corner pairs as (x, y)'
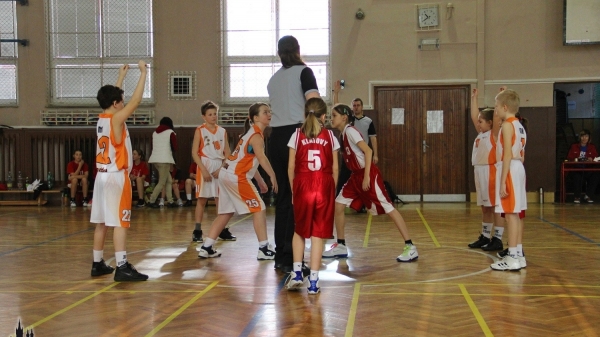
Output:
(115, 64), (128, 88)
(112, 61), (148, 141)
(332, 80), (341, 105)
(470, 88), (480, 130)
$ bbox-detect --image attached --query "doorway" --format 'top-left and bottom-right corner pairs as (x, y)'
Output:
(374, 85), (469, 202)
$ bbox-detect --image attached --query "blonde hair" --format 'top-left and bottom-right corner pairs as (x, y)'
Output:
(301, 97), (327, 139)
(495, 89), (520, 113)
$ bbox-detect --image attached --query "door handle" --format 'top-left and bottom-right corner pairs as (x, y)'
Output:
(423, 140), (429, 153)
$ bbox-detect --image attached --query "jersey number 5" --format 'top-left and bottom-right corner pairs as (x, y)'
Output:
(96, 136), (112, 165)
(308, 150), (321, 171)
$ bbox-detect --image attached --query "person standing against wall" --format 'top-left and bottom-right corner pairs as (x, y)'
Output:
(147, 117), (177, 208)
(267, 35), (320, 272)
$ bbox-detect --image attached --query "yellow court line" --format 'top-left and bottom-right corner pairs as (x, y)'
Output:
(345, 282), (361, 337)
(227, 214), (253, 228)
(459, 284), (494, 337)
(360, 292), (600, 298)
(25, 282), (119, 331)
(363, 213), (372, 248)
(145, 281), (219, 337)
(360, 282), (600, 288)
(416, 208), (441, 247)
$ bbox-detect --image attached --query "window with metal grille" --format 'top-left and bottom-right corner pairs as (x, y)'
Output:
(168, 72), (196, 100)
(47, 0), (154, 106)
(222, 0), (330, 104)
(0, 2), (18, 106)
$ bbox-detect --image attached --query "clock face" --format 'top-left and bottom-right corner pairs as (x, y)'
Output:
(418, 7), (439, 28)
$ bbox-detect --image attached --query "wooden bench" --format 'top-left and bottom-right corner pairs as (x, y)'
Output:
(0, 189), (62, 206)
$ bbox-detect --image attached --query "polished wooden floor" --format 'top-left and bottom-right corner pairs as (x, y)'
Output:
(1, 202), (599, 337)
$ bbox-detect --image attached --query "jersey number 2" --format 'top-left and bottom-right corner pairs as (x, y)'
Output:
(96, 136), (112, 165)
(308, 150), (321, 171)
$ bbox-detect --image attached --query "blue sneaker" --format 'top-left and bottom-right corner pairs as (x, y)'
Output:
(307, 278), (320, 294)
(285, 271), (305, 290)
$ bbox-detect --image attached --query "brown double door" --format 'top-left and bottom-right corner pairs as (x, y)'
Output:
(374, 85), (468, 201)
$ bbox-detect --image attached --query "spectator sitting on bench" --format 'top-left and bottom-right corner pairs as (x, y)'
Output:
(67, 150), (90, 207)
(130, 148), (150, 208)
(184, 162), (197, 207)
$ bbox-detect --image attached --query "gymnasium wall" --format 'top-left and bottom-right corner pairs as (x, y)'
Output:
(2, 0), (600, 195)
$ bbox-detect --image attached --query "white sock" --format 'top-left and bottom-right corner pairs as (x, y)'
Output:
(115, 251), (127, 267)
(310, 270), (319, 281)
(93, 250), (103, 263)
(482, 222), (493, 238)
(204, 238), (216, 248)
(293, 262), (302, 272)
(494, 227), (504, 240)
(516, 244), (523, 257)
(258, 240), (269, 248)
(186, 193), (192, 200)
(508, 247), (518, 258)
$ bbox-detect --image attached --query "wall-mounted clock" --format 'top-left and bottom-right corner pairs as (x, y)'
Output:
(417, 4), (439, 29)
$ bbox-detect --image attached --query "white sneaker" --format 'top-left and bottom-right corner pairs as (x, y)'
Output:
(285, 271), (306, 290)
(396, 244), (418, 262)
(83, 201), (89, 207)
(491, 255), (521, 271)
(177, 199), (184, 207)
(322, 243), (348, 258)
(518, 256), (527, 268)
(158, 198), (164, 207)
(70, 200), (76, 207)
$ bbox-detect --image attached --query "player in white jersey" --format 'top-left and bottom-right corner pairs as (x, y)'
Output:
(190, 100), (232, 243)
(467, 88), (505, 252)
(90, 61), (148, 282)
(491, 89), (528, 272)
(198, 103), (279, 261)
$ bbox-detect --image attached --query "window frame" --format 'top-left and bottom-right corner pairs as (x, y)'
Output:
(45, 0), (155, 107)
(0, 1), (19, 106)
(221, 0), (331, 105)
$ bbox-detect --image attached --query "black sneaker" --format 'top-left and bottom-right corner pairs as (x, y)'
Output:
(149, 202), (160, 209)
(192, 229), (203, 243)
(198, 245), (221, 258)
(183, 199), (193, 207)
(136, 200), (145, 208)
(91, 259), (115, 276)
(166, 202), (177, 208)
(218, 228), (237, 241)
(481, 237), (504, 251)
(497, 248), (509, 258)
(114, 262), (148, 282)
(468, 234), (491, 248)
(257, 245), (276, 260)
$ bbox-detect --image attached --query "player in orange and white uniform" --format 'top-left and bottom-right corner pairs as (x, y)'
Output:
(491, 89), (528, 272)
(198, 103), (278, 261)
(90, 61), (148, 282)
(190, 100), (231, 243)
(467, 88), (505, 252)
